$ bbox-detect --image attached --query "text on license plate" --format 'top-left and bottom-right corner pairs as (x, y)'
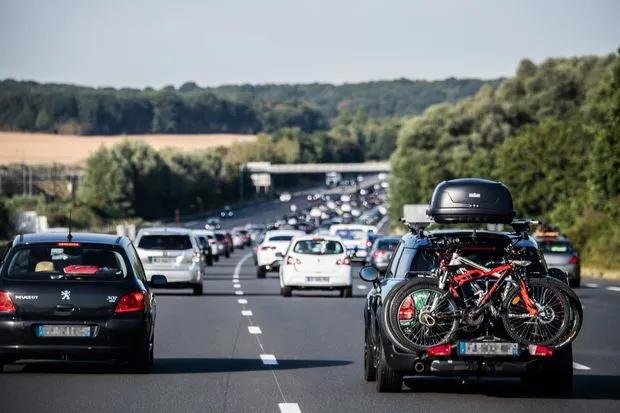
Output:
(306, 276), (329, 282)
(36, 325), (93, 337)
(151, 257), (175, 264)
(458, 341), (520, 356)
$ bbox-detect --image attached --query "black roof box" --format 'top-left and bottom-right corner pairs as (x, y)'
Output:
(426, 178), (515, 224)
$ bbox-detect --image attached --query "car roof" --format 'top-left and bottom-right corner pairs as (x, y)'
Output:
(136, 227), (195, 236)
(12, 232), (126, 246)
(266, 230), (305, 237)
(291, 235), (343, 242)
(329, 224), (378, 232)
(192, 229), (215, 236)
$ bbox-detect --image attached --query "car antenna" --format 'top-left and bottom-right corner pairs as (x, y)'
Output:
(67, 207), (73, 241)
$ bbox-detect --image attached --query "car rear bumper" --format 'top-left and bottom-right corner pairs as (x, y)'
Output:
(281, 270), (352, 288)
(0, 318), (149, 362)
(145, 268), (200, 284)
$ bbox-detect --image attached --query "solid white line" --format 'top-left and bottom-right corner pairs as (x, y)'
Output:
(235, 291), (244, 295)
(248, 326), (262, 334)
(357, 285), (368, 290)
(234, 284), (241, 288)
(242, 310), (253, 316)
(279, 403), (302, 413)
(260, 354), (278, 365)
(237, 299), (248, 304)
(584, 282), (599, 288)
(233, 253), (253, 278)
(606, 286), (620, 292)
(573, 362), (591, 370)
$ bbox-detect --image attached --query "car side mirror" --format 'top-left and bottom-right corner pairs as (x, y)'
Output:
(150, 274), (167, 287)
(359, 265), (379, 283)
(547, 268), (569, 285)
(275, 252), (284, 258)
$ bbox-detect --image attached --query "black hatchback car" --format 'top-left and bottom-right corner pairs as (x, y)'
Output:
(0, 232), (164, 372)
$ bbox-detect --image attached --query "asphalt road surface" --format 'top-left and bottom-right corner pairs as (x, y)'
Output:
(1, 198), (619, 412)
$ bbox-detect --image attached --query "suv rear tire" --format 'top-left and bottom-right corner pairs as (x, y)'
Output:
(280, 286), (292, 297)
(375, 342), (402, 392)
(364, 330), (377, 381)
(257, 267), (266, 279)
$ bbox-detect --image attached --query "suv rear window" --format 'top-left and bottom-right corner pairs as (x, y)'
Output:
(269, 235), (293, 242)
(4, 245), (128, 280)
(138, 235), (192, 250)
(538, 241), (574, 253)
(376, 240), (399, 250)
(293, 240), (344, 255)
(335, 229), (364, 240)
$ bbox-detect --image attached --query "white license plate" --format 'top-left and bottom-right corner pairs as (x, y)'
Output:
(306, 276), (330, 283)
(36, 325), (92, 337)
(151, 257), (175, 264)
(458, 341), (520, 356)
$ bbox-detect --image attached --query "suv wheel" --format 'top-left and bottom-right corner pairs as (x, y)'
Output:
(257, 266), (266, 279)
(375, 342), (402, 392)
(521, 344), (573, 397)
(280, 286), (292, 297)
(364, 330), (377, 381)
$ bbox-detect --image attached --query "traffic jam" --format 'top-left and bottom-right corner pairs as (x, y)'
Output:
(0, 173), (610, 411)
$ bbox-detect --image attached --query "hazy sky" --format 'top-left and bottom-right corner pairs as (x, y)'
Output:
(1, 0), (618, 88)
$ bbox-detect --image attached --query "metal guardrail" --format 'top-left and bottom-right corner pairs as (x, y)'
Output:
(245, 161), (391, 174)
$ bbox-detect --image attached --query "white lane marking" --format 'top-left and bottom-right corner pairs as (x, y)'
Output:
(573, 362), (591, 370)
(376, 215), (389, 231)
(238, 299), (248, 304)
(357, 285), (368, 290)
(242, 310), (253, 316)
(234, 253), (253, 278)
(248, 326), (262, 334)
(606, 286), (620, 292)
(279, 403), (302, 413)
(234, 283), (241, 288)
(260, 354), (278, 365)
(235, 291), (244, 295)
(584, 282), (599, 288)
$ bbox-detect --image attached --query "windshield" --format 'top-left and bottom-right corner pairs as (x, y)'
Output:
(138, 235), (192, 250)
(4, 245), (128, 280)
(376, 239), (399, 250)
(293, 240), (344, 255)
(335, 229), (364, 240)
(538, 241), (574, 254)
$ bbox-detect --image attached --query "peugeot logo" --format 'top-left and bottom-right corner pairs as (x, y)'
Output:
(60, 290), (71, 300)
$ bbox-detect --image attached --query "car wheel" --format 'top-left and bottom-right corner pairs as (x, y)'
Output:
(193, 283), (204, 296)
(280, 286), (292, 297)
(521, 343), (573, 397)
(207, 258), (213, 267)
(225, 251), (230, 258)
(214, 255), (219, 262)
(364, 330), (377, 381)
(375, 342), (402, 392)
(257, 267), (266, 279)
(343, 286), (353, 298)
(130, 337), (153, 373)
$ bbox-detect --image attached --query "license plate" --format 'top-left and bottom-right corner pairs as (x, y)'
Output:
(306, 276), (330, 283)
(151, 257), (175, 264)
(458, 341), (520, 356)
(36, 325), (93, 338)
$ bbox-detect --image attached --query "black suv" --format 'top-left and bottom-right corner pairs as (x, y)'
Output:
(0, 232), (165, 372)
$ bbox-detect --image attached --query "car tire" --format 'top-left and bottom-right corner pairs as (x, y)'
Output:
(257, 267), (266, 279)
(521, 343), (573, 397)
(342, 286), (353, 298)
(375, 342), (402, 392)
(130, 337), (153, 374)
(193, 283), (203, 296)
(225, 251), (230, 258)
(570, 273), (581, 288)
(364, 330), (377, 382)
(207, 257), (213, 267)
(280, 286), (292, 297)
(214, 255), (219, 262)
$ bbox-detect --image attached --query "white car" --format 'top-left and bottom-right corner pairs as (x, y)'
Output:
(329, 224), (378, 262)
(279, 236), (352, 297)
(256, 230), (305, 278)
(194, 229), (219, 260)
(134, 227), (205, 295)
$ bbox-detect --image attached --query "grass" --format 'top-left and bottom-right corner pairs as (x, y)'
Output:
(0, 132), (257, 165)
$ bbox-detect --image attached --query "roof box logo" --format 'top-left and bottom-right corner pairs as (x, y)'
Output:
(468, 192), (481, 198)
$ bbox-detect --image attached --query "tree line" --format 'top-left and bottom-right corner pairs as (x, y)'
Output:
(390, 51), (620, 269)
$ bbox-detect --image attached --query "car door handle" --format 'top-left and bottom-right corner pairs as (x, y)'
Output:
(55, 304), (75, 312)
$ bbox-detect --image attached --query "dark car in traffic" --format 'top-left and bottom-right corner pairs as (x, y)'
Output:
(0, 232), (163, 372)
(366, 235), (399, 273)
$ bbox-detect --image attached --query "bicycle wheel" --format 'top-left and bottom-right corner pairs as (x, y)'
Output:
(387, 280), (459, 351)
(502, 278), (571, 346)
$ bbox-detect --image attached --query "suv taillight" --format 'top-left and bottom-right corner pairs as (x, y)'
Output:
(115, 291), (145, 313)
(569, 255), (579, 265)
(0, 291), (16, 313)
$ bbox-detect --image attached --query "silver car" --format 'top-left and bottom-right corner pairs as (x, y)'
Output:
(536, 236), (581, 287)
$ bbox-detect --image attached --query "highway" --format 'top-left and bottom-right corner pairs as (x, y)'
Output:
(0, 198), (619, 413)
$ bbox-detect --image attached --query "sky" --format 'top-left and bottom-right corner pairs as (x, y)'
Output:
(0, 0), (618, 88)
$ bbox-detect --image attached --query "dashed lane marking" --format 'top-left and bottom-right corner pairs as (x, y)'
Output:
(234, 284), (242, 288)
(260, 354), (278, 365)
(573, 362), (591, 370)
(238, 299), (248, 304)
(242, 310), (253, 316)
(584, 282), (599, 288)
(235, 291), (244, 295)
(606, 286), (620, 292)
(279, 403), (302, 413)
(248, 326), (262, 334)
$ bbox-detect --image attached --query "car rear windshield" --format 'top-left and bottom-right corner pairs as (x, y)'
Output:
(293, 240), (344, 255)
(335, 229), (364, 240)
(214, 233), (225, 240)
(538, 241), (574, 253)
(138, 235), (192, 250)
(269, 235), (294, 242)
(4, 245), (128, 281)
(376, 239), (399, 250)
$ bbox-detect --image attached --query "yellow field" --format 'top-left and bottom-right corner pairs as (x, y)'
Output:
(0, 132), (256, 165)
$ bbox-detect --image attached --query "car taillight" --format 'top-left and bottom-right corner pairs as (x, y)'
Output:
(115, 291), (146, 313)
(427, 343), (452, 357)
(366, 240), (372, 248)
(0, 291), (16, 314)
(336, 257), (351, 266)
(569, 255), (579, 265)
(398, 295), (415, 322)
(528, 344), (554, 357)
(373, 250), (388, 258)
